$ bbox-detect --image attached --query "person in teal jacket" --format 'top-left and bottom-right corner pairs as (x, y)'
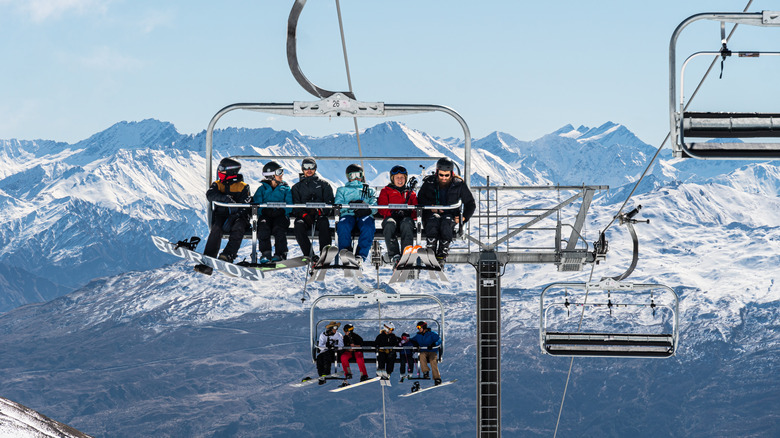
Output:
(334, 164), (377, 262)
(252, 161), (292, 263)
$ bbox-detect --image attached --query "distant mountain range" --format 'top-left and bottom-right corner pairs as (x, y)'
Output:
(0, 119), (778, 437)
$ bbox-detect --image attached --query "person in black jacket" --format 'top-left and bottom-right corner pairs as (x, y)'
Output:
(291, 157), (335, 260)
(195, 158), (251, 275)
(416, 157), (476, 262)
(339, 324), (370, 382)
(375, 322), (399, 380)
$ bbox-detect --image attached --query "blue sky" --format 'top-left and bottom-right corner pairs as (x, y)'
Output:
(0, 0), (777, 146)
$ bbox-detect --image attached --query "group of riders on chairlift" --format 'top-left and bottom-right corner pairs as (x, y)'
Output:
(194, 156), (476, 275)
(317, 320), (443, 387)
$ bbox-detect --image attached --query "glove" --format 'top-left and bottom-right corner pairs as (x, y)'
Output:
(391, 210), (406, 222)
(301, 212), (315, 226)
(350, 200), (372, 218)
(273, 208), (286, 218)
(218, 194), (234, 203)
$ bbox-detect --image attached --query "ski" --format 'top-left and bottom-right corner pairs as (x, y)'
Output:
(415, 248), (448, 282)
(152, 235), (263, 281)
(398, 379), (458, 397)
(311, 245), (339, 282)
(338, 249), (362, 278)
(328, 376), (381, 392)
(389, 245), (421, 283)
(289, 373), (342, 388)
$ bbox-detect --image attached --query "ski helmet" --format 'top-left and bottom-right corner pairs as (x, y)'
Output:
(262, 161), (283, 179)
(416, 321), (427, 330)
(301, 156), (317, 171)
(346, 163), (364, 182)
(390, 165), (407, 178)
(217, 158), (241, 183)
(435, 157), (454, 173)
(383, 322), (395, 331)
(344, 324), (354, 332)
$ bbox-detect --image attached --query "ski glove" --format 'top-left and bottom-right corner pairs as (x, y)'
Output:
(391, 210), (407, 222)
(349, 200), (372, 218)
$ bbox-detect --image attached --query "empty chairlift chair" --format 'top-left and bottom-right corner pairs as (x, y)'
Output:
(670, 11), (780, 159)
(539, 280), (679, 358)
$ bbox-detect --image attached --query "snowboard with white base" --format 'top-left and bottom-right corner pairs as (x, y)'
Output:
(398, 379), (458, 397)
(329, 376), (381, 392)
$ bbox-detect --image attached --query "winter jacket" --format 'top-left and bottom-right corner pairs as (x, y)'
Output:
(416, 174), (476, 224)
(317, 331), (344, 353)
(343, 332), (364, 350)
(291, 173), (335, 218)
(377, 184), (418, 220)
(206, 175), (251, 223)
(409, 329), (441, 353)
(335, 180), (377, 217)
(252, 180), (293, 217)
(375, 331), (400, 354)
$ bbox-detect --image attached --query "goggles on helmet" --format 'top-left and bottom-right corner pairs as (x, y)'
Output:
(347, 171), (363, 181)
(302, 163), (317, 170)
(263, 168), (284, 177)
(390, 166), (407, 176)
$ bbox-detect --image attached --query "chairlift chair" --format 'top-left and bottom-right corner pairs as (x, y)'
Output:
(309, 289), (446, 364)
(670, 11), (780, 159)
(539, 280), (679, 358)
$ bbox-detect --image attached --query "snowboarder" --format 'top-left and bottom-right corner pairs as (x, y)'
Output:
(291, 157), (335, 261)
(340, 324), (370, 382)
(377, 165), (418, 265)
(195, 158), (252, 275)
(398, 332), (415, 378)
(334, 164), (377, 263)
(252, 161), (292, 263)
(375, 322), (399, 380)
(408, 321), (442, 385)
(317, 321), (344, 385)
(416, 157), (476, 263)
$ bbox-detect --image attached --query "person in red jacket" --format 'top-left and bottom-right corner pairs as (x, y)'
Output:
(377, 165), (418, 264)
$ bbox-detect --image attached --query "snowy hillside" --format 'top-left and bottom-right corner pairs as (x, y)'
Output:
(0, 396), (91, 438)
(0, 119), (778, 436)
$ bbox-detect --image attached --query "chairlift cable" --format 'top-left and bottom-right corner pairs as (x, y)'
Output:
(553, 262), (597, 437)
(335, 0), (365, 170)
(601, 0), (753, 234)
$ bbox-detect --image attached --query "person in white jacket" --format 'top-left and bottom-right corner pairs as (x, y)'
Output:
(317, 321), (344, 384)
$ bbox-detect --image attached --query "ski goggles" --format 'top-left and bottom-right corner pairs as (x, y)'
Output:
(263, 168), (284, 177)
(390, 165), (407, 175)
(347, 171), (363, 181)
(217, 172), (238, 182)
(302, 163), (317, 170)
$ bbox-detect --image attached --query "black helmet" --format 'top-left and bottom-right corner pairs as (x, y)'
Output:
(217, 158), (241, 183)
(262, 161), (283, 179)
(436, 157), (454, 172)
(346, 163), (364, 182)
(416, 321), (427, 330)
(301, 157), (317, 171)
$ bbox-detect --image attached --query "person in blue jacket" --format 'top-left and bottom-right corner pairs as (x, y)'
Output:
(334, 164), (377, 262)
(252, 161), (292, 263)
(408, 321), (442, 385)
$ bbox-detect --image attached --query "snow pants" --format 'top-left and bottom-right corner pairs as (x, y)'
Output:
(418, 351), (440, 380)
(316, 350), (337, 377)
(399, 349), (415, 374)
(336, 214), (375, 260)
(376, 350), (396, 376)
(382, 217), (415, 258)
(339, 350), (368, 377)
(204, 214), (249, 259)
(257, 216), (290, 257)
(423, 214), (455, 257)
(294, 215), (331, 258)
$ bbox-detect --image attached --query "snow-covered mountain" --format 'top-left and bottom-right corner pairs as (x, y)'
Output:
(0, 119), (778, 436)
(0, 397), (91, 438)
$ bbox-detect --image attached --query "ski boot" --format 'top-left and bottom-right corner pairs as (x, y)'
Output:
(360, 375), (369, 382)
(218, 253), (235, 263)
(434, 378), (442, 386)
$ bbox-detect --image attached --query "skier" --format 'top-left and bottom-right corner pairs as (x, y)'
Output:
(408, 321), (442, 385)
(334, 164), (377, 263)
(340, 324), (370, 382)
(377, 165), (418, 265)
(291, 157), (335, 261)
(374, 322), (399, 380)
(398, 332), (416, 379)
(195, 158), (251, 275)
(317, 321), (344, 385)
(416, 157), (476, 264)
(252, 161), (292, 263)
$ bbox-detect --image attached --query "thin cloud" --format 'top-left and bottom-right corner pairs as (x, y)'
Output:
(6, 0), (110, 22)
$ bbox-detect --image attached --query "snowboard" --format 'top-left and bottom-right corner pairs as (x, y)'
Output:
(398, 379), (458, 397)
(328, 376), (381, 392)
